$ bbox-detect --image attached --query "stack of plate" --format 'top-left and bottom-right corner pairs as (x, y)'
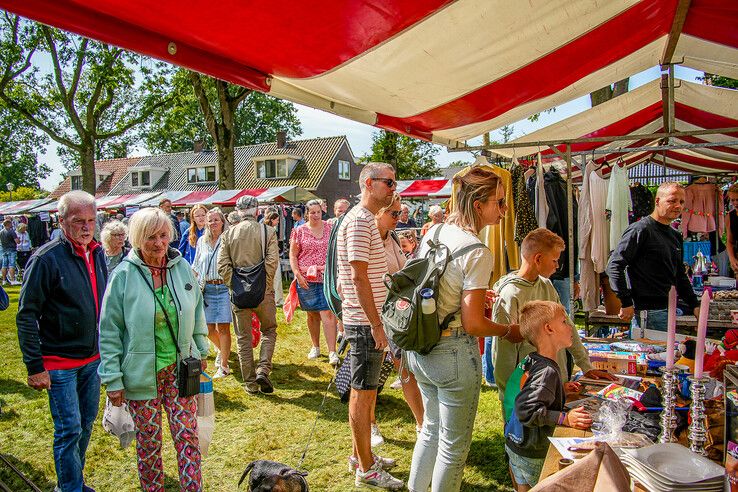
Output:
(621, 443), (724, 491)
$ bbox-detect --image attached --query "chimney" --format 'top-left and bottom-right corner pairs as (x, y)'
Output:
(276, 130), (287, 149)
(193, 140), (205, 153)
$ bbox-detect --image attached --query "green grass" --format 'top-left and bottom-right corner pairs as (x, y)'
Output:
(0, 285), (512, 491)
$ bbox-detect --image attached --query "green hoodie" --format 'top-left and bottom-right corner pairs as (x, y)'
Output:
(98, 248), (209, 400)
(491, 272), (592, 401)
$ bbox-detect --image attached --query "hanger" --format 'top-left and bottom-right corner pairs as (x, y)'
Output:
(472, 154), (489, 167)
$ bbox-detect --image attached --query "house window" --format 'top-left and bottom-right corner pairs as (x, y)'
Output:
(338, 160), (350, 180)
(141, 171), (150, 186)
(131, 172), (139, 187)
(71, 175), (82, 190)
(256, 159), (289, 179)
(187, 166), (216, 183)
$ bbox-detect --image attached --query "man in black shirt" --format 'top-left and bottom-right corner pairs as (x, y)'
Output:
(607, 182), (699, 333)
(396, 204), (417, 230)
(0, 218), (19, 285)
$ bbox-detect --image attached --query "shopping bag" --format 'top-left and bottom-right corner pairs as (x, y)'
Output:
(251, 312), (261, 348)
(283, 279), (300, 322)
(101, 396), (136, 449)
(196, 373), (215, 456)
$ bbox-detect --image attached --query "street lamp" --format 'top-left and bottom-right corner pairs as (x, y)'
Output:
(6, 183), (13, 201)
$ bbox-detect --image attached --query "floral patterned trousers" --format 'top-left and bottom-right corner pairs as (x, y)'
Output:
(127, 364), (202, 491)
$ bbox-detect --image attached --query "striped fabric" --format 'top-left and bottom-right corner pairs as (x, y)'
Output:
(6, 1), (736, 148)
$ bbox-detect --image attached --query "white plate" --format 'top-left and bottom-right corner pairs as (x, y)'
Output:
(621, 456), (724, 491)
(623, 443), (725, 484)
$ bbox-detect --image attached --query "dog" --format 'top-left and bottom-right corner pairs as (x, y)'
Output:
(239, 460), (309, 491)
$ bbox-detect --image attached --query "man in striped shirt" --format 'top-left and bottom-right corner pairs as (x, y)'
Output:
(337, 162), (403, 490)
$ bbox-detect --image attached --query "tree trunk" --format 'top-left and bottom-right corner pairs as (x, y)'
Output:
(81, 141), (96, 195)
(217, 140), (236, 190)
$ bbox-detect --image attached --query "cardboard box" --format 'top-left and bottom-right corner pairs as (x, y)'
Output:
(589, 351), (641, 375)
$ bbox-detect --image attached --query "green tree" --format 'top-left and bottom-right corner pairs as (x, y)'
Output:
(363, 130), (440, 179)
(144, 69), (301, 189)
(0, 102), (50, 189)
(0, 185), (47, 202)
(700, 74), (738, 89)
(0, 14), (173, 194)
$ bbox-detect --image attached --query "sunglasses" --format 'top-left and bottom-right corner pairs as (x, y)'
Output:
(373, 178), (397, 188)
(389, 211), (402, 219)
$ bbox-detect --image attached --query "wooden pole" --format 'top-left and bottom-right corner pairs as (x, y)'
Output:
(566, 143), (575, 315)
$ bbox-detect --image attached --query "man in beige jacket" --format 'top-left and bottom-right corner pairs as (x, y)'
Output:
(218, 195), (279, 394)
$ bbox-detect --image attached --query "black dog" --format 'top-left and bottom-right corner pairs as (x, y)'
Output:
(239, 460), (309, 492)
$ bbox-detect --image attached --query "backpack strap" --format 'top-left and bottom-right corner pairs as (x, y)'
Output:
(438, 242), (488, 330)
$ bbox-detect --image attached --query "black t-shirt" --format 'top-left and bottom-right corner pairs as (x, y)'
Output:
(0, 228), (17, 250)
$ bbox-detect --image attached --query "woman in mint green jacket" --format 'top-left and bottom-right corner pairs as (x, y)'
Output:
(98, 207), (208, 491)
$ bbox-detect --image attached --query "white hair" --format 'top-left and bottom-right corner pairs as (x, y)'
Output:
(100, 220), (128, 251)
(58, 190), (96, 218)
(128, 208), (175, 250)
(429, 205), (443, 216)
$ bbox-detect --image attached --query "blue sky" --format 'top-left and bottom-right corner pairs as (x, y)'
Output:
(38, 65), (704, 191)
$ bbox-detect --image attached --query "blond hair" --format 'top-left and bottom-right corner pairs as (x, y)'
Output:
(728, 183), (738, 196)
(377, 192), (401, 216)
(447, 167), (502, 233)
(188, 204), (209, 247)
(128, 208), (175, 250)
(519, 300), (565, 347)
(520, 228), (565, 259)
(203, 207), (228, 243)
(100, 220), (128, 252)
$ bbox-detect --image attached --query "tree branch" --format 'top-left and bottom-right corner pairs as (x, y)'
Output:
(41, 26), (86, 136)
(85, 47), (122, 130)
(0, 92), (79, 149)
(188, 71), (219, 142)
(95, 93), (174, 140)
(68, 37), (88, 102)
(231, 85), (251, 108)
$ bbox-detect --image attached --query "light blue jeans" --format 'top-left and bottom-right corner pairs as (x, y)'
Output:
(551, 278), (572, 315)
(406, 332), (482, 492)
(631, 308), (669, 337)
(482, 337), (495, 385)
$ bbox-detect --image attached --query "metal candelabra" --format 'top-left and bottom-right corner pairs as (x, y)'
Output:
(658, 367), (678, 443)
(688, 376), (709, 456)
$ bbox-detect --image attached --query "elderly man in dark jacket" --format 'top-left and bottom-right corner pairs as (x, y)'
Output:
(17, 190), (108, 492)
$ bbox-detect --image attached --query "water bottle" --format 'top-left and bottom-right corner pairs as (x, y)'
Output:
(420, 288), (436, 315)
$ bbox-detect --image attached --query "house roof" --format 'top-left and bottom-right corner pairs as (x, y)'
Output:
(49, 157), (142, 199)
(108, 135), (351, 195)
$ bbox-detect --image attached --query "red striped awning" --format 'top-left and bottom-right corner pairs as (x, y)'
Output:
(171, 190), (217, 206)
(398, 179), (449, 198)
(213, 188), (267, 207)
(4, 0), (736, 146)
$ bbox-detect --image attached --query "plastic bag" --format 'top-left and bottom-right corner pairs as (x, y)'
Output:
(251, 312), (261, 348)
(591, 397), (632, 440)
(197, 373), (215, 456)
(101, 397), (136, 449)
(282, 279), (300, 322)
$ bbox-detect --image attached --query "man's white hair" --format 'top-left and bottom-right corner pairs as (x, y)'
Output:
(58, 190), (96, 218)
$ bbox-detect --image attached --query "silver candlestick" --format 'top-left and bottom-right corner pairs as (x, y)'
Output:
(659, 367), (678, 443)
(688, 376), (709, 456)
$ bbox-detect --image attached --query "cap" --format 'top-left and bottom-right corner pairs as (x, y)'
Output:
(235, 195), (259, 210)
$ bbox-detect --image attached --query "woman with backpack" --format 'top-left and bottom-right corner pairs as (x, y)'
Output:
(405, 167), (523, 492)
(375, 193), (425, 442)
(289, 199), (339, 365)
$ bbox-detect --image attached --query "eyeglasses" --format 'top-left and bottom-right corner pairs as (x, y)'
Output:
(373, 178), (397, 189)
(389, 211), (401, 219)
(111, 233), (126, 238)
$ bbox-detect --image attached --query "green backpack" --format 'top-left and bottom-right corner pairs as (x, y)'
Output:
(381, 224), (484, 355)
(323, 214), (346, 320)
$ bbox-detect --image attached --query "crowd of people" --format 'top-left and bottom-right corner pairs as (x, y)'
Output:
(14, 167), (701, 491)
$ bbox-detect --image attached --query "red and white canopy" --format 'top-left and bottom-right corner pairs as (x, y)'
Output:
(496, 79), (738, 176)
(5, 1), (737, 146)
(168, 186), (318, 207)
(396, 179), (450, 198)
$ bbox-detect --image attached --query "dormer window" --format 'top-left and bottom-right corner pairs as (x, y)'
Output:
(71, 175), (82, 190)
(253, 154), (300, 179)
(129, 165), (165, 189)
(187, 165), (216, 184)
(131, 171), (150, 188)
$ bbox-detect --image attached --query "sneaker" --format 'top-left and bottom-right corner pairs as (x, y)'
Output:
(255, 373), (274, 394)
(212, 367), (229, 379)
(9, 280), (20, 286)
(307, 346), (321, 360)
(370, 423), (385, 448)
(244, 382), (260, 395)
(355, 463), (404, 490)
(214, 350), (222, 368)
(348, 454), (397, 474)
(328, 351), (340, 366)
(389, 377), (402, 390)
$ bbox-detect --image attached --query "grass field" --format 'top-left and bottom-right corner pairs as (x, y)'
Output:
(0, 285), (513, 491)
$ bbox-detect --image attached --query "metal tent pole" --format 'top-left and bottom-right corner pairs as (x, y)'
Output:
(566, 143), (575, 315)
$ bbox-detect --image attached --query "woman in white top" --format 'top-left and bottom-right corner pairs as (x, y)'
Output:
(406, 167), (523, 492)
(16, 222), (33, 272)
(192, 208), (232, 378)
(375, 193), (424, 438)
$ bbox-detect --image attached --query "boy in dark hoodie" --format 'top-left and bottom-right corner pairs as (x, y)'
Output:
(504, 300), (592, 491)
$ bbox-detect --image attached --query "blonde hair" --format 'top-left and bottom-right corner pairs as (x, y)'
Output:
(728, 183), (738, 196)
(100, 220), (128, 252)
(128, 208), (175, 250)
(377, 192), (401, 216)
(520, 228), (565, 259)
(203, 207), (228, 243)
(447, 167), (502, 233)
(188, 204), (209, 247)
(16, 223), (27, 233)
(519, 300), (565, 346)
(397, 229), (417, 244)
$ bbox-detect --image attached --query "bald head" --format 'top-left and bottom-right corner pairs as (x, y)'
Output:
(653, 182), (685, 224)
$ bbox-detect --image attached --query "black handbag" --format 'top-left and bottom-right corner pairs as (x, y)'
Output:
(135, 265), (201, 398)
(230, 223), (267, 309)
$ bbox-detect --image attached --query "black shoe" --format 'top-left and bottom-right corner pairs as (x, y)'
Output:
(255, 373), (274, 394)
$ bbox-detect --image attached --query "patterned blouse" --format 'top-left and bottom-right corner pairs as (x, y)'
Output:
(290, 221), (332, 283)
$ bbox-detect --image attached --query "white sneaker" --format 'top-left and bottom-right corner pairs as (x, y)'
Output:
(355, 462), (404, 490)
(389, 377), (402, 390)
(328, 351), (340, 366)
(214, 350), (222, 368)
(371, 423), (385, 448)
(9, 280), (20, 286)
(212, 367), (228, 379)
(307, 346), (320, 360)
(347, 454), (397, 473)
